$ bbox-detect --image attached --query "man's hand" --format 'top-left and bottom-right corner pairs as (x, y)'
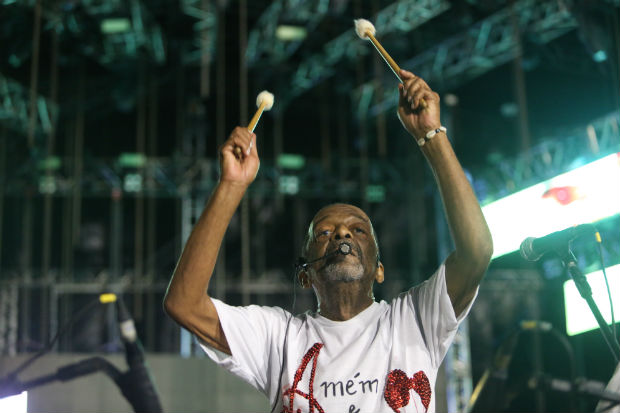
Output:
(396, 69), (442, 142)
(219, 127), (260, 187)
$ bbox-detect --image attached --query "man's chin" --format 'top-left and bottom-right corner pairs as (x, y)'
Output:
(323, 263), (364, 283)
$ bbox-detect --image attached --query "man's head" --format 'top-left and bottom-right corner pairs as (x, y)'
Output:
(297, 203), (384, 291)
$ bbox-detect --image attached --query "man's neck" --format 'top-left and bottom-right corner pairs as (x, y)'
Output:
(317, 283), (374, 321)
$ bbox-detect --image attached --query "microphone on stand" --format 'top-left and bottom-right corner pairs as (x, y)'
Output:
(116, 296), (164, 413)
(519, 224), (598, 261)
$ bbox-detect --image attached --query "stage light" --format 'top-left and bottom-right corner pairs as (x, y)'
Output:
(37, 156), (61, 171)
(482, 152), (620, 259)
(366, 185), (385, 203)
(275, 25), (307, 42)
(101, 18), (131, 34)
(123, 173), (143, 193)
(564, 264), (620, 336)
(592, 50), (607, 63)
(278, 175), (299, 195)
(277, 154), (305, 170)
(0, 391), (27, 413)
(118, 153), (146, 168)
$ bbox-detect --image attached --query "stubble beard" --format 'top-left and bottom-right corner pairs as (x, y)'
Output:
(323, 261), (365, 283)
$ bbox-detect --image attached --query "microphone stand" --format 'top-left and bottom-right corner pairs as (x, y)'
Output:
(0, 355), (163, 413)
(559, 248), (620, 363)
(0, 357), (122, 399)
(529, 373), (620, 406)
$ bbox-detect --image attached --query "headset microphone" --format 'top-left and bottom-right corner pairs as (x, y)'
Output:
(296, 243), (352, 271)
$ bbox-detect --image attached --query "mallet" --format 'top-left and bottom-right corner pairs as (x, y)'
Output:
(354, 19), (426, 108)
(234, 90), (275, 157)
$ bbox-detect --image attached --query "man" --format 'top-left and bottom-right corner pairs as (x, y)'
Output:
(164, 70), (493, 412)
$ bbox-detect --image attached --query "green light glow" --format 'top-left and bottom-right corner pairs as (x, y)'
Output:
(277, 154), (305, 170)
(101, 18), (131, 34)
(564, 264), (620, 336)
(482, 153), (620, 259)
(118, 152), (146, 168)
(366, 185), (385, 202)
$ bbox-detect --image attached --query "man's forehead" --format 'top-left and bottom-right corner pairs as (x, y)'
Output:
(311, 204), (370, 226)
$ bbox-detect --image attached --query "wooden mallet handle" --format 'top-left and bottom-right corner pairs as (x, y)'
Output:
(234, 100), (268, 157)
(365, 30), (427, 109)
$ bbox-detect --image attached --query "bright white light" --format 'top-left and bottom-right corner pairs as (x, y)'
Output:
(0, 391), (28, 413)
(564, 264), (620, 336)
(482, 152), (620, 259)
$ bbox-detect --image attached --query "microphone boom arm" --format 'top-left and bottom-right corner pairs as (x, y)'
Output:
(0, 357), (122, 399)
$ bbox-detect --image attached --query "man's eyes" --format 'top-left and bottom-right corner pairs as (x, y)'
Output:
(314, 227), (367, 237)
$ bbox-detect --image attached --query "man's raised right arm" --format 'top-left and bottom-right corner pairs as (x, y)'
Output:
(163, 127), (259, 355)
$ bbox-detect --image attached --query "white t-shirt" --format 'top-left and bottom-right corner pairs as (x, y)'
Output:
(200, 263), (475, 413)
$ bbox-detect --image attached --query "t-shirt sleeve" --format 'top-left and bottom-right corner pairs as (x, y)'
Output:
(197, 298), (289, 396)
(402, 262), (478, 367)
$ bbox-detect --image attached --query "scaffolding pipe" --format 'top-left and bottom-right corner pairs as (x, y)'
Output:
(146, 73), (158, 349)
(214, 0), (227, 302)
(239, 0), (250, 306)
(40, 23), (60, 344)
(26, 0), (42, 149)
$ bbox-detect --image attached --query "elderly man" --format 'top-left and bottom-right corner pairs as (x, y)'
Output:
(164, 70), (493, 413)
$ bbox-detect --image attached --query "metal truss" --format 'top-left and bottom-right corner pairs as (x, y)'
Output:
(4, 154), (411, 201)
(78, 0), (166, 64)
(472, 111), (620, 204)
(283, 0), (451, 106)
(180, 0), (217, 65)
(364, 0), (578, 117)
(0, 73), (57, 137)
(6, 112), (617, 203)
(246, 0), (330, 66)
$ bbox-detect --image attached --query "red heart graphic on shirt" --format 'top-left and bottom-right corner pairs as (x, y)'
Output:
(384, 369), (431, 413)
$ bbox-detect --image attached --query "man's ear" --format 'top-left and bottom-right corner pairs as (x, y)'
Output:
(297, 270), (312, 289)
(374, 262), (385, 284)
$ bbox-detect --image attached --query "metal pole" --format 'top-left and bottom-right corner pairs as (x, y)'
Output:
(40, 22), (59, 345)
(26, 0), (42, 149)
(200, 0), (211, 98)
(355, 0), (369, 212)
(372, 0), (387, 159)
(134, 62), (146, 321)
(239, 0), (250, 306)
(72, 65), (85, 281)
(510, 3), (532, 155)
(0, 129), (5, 275)
(19, 195), (33, 352)
(61, 122), (74, 280)
(146, 73), (158, 350)
(214, 0), (227, 302)
(338, 95), (348, 201)
(320, 84), (331, 173)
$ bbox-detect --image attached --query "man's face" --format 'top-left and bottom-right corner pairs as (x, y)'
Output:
(303, 204), (381, 285)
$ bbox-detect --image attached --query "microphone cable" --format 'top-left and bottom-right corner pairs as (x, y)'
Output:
(2, 293), (117, 383)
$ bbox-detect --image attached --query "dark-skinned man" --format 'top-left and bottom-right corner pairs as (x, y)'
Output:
(164, 70), (493, 413)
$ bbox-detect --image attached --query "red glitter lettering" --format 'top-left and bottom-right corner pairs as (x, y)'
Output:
(282, 343), (325, 413)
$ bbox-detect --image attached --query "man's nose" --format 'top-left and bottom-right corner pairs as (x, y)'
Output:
(333, 224), (352, 239)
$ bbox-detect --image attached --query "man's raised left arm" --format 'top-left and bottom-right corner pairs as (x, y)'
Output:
(396, 69), (493, 317)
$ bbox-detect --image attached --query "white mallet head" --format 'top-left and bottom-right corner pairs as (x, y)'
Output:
(256, 90), (274, 110)
(354, 19), (376, 39)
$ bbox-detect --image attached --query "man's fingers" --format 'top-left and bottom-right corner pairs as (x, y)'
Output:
(249, 134), (258, 156)
(399, 69), (416, 79)
(224, 127), (254, 158)
(403, 79), (423, 103)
